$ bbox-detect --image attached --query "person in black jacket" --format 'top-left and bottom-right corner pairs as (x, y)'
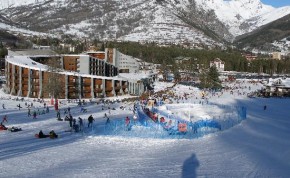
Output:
(38, 130), (49, 138)
(88, 115), (94, 127)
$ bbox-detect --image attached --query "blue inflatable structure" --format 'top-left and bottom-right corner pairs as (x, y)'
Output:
(101, 103), (247, 139)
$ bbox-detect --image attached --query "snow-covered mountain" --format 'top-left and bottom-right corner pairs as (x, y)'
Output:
(0, 0), (289, 47)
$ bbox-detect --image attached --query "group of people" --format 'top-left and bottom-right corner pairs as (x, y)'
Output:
(38, 130), (58, 139)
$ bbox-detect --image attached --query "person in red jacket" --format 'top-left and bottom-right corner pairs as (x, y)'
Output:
(125, 116), (130, 125)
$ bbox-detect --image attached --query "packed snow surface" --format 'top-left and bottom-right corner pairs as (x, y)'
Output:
(1, 80), (290, 177)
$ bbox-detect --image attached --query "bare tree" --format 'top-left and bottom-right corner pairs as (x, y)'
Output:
(43, 57), (65, 99)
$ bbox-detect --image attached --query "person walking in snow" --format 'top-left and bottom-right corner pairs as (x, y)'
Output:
(106, 117), (110, 125)
(17, 104), (22, 110)
(33, 111), (37, 119)
(69, 114), (73, 128)
(78, 117), (83, 131)
(2, 103), (5, 109)
(88, 115), (94, 128)
(28, 108), (31, 117)
(56, 110), (61, 120)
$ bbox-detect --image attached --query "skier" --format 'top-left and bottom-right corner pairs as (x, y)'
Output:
(2, 103), (5, 109)
(264, 105), (267, 110)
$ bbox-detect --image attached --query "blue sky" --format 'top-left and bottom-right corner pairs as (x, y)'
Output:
(261, 0), (290, 7)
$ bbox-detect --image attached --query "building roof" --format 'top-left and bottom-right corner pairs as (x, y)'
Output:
(118, 71), (157, 81)
(267, 78), (290, 87)
(5, 55), (124, 80)
(8, 49), (58, 56)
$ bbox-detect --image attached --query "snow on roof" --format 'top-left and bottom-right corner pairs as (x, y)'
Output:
(8, 49), (58, 56)
(118, 71), (157, 81)
(5, 55), (124, 80)
(118, 72), (149, 81)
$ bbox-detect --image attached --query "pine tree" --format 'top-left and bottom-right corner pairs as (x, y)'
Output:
(199, 66), (221, 89)
(207, 66), (222, 89)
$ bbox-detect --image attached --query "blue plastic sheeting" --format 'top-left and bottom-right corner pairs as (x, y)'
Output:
(136, 105), (151, 126)
(108, 104), (248, 139)
(189, 120), (221, 131)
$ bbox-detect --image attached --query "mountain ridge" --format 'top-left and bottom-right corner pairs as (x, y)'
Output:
(0, 0), (289, 49)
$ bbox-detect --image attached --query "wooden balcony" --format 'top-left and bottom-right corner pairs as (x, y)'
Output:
(67, 83), (77, 87)
(105, 87), (113, 92)
(83, 82), (91, 86)
(106, 93), (114, 97)
(95, 79), (102, 85)
(31, 75), (39, 79)
(68, 88), (78, 92)
(95, 88), (103, 93)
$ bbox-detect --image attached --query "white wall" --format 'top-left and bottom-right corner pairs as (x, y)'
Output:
(77, 55), (90, 74)
(115, 51), (140, 73)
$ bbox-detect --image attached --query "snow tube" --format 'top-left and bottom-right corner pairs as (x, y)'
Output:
(0, 125), (8, 130)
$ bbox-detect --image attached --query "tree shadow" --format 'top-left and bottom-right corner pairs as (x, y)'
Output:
(182, 153), (199, 178)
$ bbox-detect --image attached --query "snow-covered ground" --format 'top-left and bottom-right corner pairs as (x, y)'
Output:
(1, 80), (290, 178)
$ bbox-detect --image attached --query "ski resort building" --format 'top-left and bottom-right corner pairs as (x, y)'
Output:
(4, 49), (155, 99)
(210, 58), (225, 72)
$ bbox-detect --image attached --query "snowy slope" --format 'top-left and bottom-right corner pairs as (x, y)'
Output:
(0, 22), (48, 36)
(0, 0), (53, 9)
(1, 0), (290, 40)
(195, 0), (290, 36)
(1, 80), (290, 177)
(246, 6), (290, 32)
